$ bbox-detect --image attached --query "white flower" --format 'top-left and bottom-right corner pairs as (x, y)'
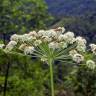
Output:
(59, 42), (68, 49)
(10, 34), (28, 43)
(76, 45), (86, 52)
(86, 60), (96, 70)
(42, 36), (52, 42)
(19, 44), (27, 50)
(10, 34), (19, 42)
(72, 53), (84, 63)
(63, 32), (75, 44)
(24, 46), (34, 55)
(90, 44), (96, 50)
(19, 34), (29, 42)
(27, 36), (36, 42)
(34, 40), (42, 46)
(0, 44), (5, 49)
(28, 31), (38, 37)
(18, 34), (36, 43)
(5, 41), (17, 51)
(65, 31), (74, 37)
(38, 30), (45, 37)
(48, 42), (59, 50)
(76, 36), (87, 52)
(89, 44), (96, 55)
(69, 50), (78, 57)
(58, 34), (65, 41)
(45, 29), (57, 38)
(76, 36), (87, 45)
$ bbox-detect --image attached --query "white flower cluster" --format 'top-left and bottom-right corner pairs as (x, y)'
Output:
(3, 27), (96, 66)
(86, 60), (96, 70)
(5, 41), (17, 51)
(73, 53), (84, 63)
(4, 28), (83, 54)
(10, 34), (20, 42)
(90, 44), (96, 55)
(76, 36), (87, 52)
(5, 27), (74, 53)
(24, 46), (34, 55)
(68, 36), (87, 64)
(72, 53), (84, 63)
(69, 50), (84, 63)
(69, 50), (78, 57)
(59, 31), (75, 44)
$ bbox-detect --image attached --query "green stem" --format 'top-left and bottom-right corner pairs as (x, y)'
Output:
(49, 59), (55, 96)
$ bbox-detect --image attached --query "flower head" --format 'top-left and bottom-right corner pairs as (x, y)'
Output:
(34, 40), (42, 46)
(19, 43), (27, 50)
(72, 53), (84, 63)
(86, 60), (96, 70)
(42, 36), (52, 42)
(38, 30), (45, 37)
(69, 50), (78, 57)
(62, 32), (75, 44)
(76, 36), (87, 52)
(59, 42), (68, 49)
(5, 41), (17, 51)
(48, 42), (59, 50)
(10, 34), (19, 42)
(58, 34), (65, 41)
(90, 44), (96, 55)
(44, 29), (57, 39)
(28, 31), (37, 37)
(24, 46), (34, 55)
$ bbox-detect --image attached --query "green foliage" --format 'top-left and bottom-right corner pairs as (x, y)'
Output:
(0, 49), (50, 96)
(0, 0), (53, 34)
(0, 40), (4, 44)
(64, 65), (96, 96)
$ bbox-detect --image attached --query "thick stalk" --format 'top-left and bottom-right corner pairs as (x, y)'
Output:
(49, 59), (55, 96)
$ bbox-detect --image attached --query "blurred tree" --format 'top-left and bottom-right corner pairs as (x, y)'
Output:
(0, 0), (53, 43)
